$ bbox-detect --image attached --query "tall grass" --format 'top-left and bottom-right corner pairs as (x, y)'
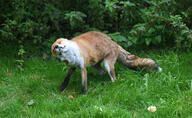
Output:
(0, 50), (191, 118)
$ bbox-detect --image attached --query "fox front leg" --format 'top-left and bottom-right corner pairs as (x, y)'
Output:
(59, 67), (76, 91)
(81, 67), (87, 94)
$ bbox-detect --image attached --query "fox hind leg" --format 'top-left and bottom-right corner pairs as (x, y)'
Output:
(104, 59), (116, 82)
(92, 61), (106, 75)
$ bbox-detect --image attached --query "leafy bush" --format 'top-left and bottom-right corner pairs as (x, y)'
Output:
(65, 11), (87, 29)
(0, 0), (192, 58)
(126, 1), (192, 49)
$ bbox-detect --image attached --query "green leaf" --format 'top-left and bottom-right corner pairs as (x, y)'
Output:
(120, 1), (136, 7)
(145, 38), (151, 46)
(108, 32), (127, 43)
(148, 27), (155, 34)
(129, 36), (137, 44)
(155, 25), (164, 30)
(181, 30), (189, 35)
(118, 35), (127, 42)
(155, 35), (162, 43)
(127, 41), (133, 47)
(64, 11), (87, 28)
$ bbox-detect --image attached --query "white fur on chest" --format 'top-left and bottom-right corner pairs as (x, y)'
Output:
(58, 40), (84, 68)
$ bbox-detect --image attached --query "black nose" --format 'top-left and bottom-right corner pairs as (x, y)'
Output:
(54, 45), (59, 49)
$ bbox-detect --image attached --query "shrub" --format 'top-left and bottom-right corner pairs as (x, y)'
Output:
(0, 0), (192, 58)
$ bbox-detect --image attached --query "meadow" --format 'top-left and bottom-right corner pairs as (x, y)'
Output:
(0, 50), (191, 118)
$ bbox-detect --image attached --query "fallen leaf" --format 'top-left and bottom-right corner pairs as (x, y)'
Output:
(22, 109), (26, 112)
(94, 106), (103, 112)
(32, 74), (40, 79)
(132, 112), (136, 117)
(68, 95), (74, 99)
(147, 106), (157, 112)
(27, 100), (35, 106)
(42, 55), (47, 60)
(7, 70), (12, 76)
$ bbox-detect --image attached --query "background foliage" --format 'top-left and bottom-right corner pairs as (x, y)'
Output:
(0, 0), (192, 57)
(0, 1), (192, 117)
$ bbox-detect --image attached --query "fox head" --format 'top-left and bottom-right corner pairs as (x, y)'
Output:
(51, 38), (83, 66)
(51, 38), (69, 57)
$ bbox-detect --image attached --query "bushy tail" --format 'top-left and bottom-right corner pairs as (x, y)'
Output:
(117, 46), (162, 71)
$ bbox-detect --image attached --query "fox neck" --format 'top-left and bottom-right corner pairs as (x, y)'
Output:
(59, 40), (84, 68)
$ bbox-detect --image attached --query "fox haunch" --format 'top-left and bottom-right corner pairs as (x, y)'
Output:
(51, 31), (162, 94)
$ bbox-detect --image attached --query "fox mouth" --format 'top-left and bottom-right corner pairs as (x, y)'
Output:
(54, 45), (64, 55)
(54, 48), (62, 55)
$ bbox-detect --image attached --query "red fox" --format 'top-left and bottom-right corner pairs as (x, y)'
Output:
(51, 31), (162, 94)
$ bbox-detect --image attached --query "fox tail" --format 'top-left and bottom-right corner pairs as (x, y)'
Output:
(117, 46), (162, 72)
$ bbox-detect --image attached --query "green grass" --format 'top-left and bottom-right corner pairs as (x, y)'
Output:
(0, 50), (192, 118)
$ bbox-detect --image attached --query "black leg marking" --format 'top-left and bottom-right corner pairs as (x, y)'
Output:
(82, 80), (87, 94)
(81, 68), (87, 94)
(59, 67), (76, 91)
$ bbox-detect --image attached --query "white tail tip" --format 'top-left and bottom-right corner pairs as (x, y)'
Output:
(158, 67), (162, 72)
